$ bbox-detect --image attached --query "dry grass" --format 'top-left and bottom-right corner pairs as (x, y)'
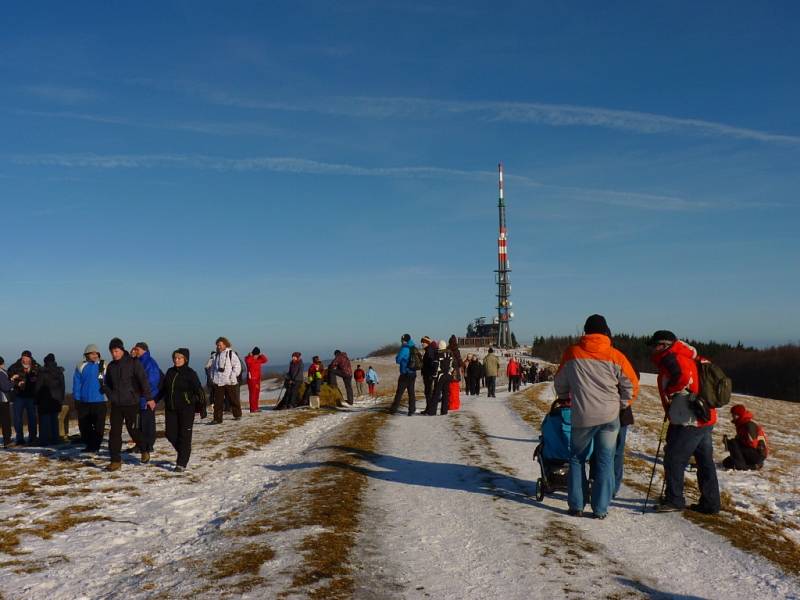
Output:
(0, 505), (109, 556)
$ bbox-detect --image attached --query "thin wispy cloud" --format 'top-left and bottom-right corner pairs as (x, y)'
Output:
(12, 152), (722, 212)
(11, 109), (284, 138)
(20, 84), (98, 104)
(177, 86), (800, 145)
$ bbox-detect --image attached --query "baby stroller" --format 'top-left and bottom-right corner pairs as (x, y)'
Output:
(533, 398), (573, 502)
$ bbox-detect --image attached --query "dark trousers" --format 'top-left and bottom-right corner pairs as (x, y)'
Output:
(430, 377), (451, 415)
(390, 373), (416, 414)
(422, 375), (434, 408)
(663, 424), (720, 511)
(12, 397), (37, 443)
(139, 408), (156, 452)
(724, 439), (763, 470)
(1, 402), (12, 446)
(486, 376), (497, 397)
(328, 369), (354, 404)
(77, 401), (107, 451)
(109, 404), (138, 463)
(213, 384), (242, 421)
(165, 404), (195, 468)
(508, 376), (520, 392)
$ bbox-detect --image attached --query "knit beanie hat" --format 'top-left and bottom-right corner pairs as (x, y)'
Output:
(421, 336), (432, 346)
(21, 350), (33, 359)
(647, 330), (677, 347)
(401, 333), (411, 343)
(44, 353), (56, 365)
(584, 314), (611, 337)
(252, 347), (261, 356)
(438, 340), (447, 350)
(84, 344), (100, 356)
(108, 338), (125, 352)
(292, 351), (302, 359)
(173, 348), (190, 362)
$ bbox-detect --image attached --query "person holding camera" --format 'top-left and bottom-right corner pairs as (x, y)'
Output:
(8, 350), (39, 445)
(205, 337), (243, 423)
(72, 344), (107, 453)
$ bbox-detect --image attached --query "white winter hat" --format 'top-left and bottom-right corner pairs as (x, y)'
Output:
(84, 344), (100, 355)
(438, 340), (447, 350)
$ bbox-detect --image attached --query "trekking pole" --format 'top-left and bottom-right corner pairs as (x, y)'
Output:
(643, 417), (669, 513)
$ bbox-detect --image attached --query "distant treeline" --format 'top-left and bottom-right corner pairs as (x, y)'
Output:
(532, 335), (800, 403)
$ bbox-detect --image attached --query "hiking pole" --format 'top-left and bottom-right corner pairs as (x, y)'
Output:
(643, 417), (669, 513)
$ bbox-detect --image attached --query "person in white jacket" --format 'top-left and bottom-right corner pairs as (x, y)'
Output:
(205, 337), (243, 423)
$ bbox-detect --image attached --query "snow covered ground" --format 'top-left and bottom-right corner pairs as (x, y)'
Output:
(0, 351), (798, 599)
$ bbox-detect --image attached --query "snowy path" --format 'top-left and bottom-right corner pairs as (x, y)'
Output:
(354, 386), (799, 600)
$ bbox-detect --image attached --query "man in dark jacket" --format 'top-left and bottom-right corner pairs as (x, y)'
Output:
(328, 350), (354, 405)
(35, 354), (65, 445)
(102, 338), (153, 471)
(8, 350), (39, 445)
(428, 340), (453, 416)
(420, 336), (437, 411)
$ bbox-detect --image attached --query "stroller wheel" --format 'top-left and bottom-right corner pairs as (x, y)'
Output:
(536, 478), (545, 502)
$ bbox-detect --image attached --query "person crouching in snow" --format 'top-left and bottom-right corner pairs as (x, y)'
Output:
(649, 330), (720, 515)
(157, 348), (205, 472)
(723, 404), (768, 471)
(245, 347), (268, 413)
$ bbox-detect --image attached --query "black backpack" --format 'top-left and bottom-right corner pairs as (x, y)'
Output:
(692, 359), (732, 420)
(407, 346), (423, 371)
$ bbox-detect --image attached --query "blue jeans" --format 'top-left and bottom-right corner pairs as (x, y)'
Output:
(663, 424), (720, 511)
(569, 417), (619, 516)
(13, 397), (37, 443)
(614, 425), (628, 497)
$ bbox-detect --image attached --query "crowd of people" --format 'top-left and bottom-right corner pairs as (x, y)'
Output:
(0, 322), (770, 499)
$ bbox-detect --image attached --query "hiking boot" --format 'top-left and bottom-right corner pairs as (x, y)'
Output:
(592, 513), (607, 520)
(174, 465), (185, 473)
(688, 503), (719, 515)
(655, 502), (683, 513)
(141, 452), (150, 464)
(567, 509), (583, 517)
(106, 462), (122, 472)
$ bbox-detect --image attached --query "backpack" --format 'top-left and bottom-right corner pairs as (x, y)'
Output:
(407, 346), (423, 371)
(692, 359), (732, 421)
(232, 351), (246, 385)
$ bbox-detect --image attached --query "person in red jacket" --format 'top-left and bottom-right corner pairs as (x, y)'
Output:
(353, 365), (366, 398)
(723, 404), (768, 470)
(244, 347), (268, 413)
(649, 330), (720, 515)
(506, 357), (521, 392)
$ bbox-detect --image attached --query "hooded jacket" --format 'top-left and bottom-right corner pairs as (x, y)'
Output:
(506, 358), (521, 377)
(447, 336), (463, 381)
(137, 351), (163, 410)
(422, 343), (438, 377)
(73, 359), (106, 404)
(554, 333), (639, 428)
(483, 352), (500, 377)
(206, 348), (242, 386)
(366, 367), (379, 384)
(652, 340), (717, 427)
(731, 405), (768, 458)
(35, 357), (66, 415)
(395, 341), (417, 375)
(158, 364), (205, 412)
(286, 358), (305, 384)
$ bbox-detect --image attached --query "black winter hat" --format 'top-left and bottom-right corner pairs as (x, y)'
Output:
(584, 314), (611, 337)
(401, 333), (411, 342)
(648, 330), (677, 347)
(134, 342), (149, 352)
(44, 353), (56, 365)
(252, 347), (261, 356)
(173, 348), (190, 362)
(21, 350), (32, 359)
(108, 337), (125, 352)
(0, 356), (5, 366)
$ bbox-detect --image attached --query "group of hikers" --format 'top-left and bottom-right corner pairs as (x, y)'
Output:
(537, 315), (769, 519)
(0, 321), (770, 493)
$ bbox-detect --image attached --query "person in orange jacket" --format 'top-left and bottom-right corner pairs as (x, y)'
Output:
(245, 347), (268, 413)
(723, 404), (768, 470)
(649, 330), (720, 515)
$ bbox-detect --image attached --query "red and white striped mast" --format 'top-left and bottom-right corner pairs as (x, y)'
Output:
(496, 162), (513, 348)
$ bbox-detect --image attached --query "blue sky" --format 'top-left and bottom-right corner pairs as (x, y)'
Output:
(1, 1), (799, 370)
